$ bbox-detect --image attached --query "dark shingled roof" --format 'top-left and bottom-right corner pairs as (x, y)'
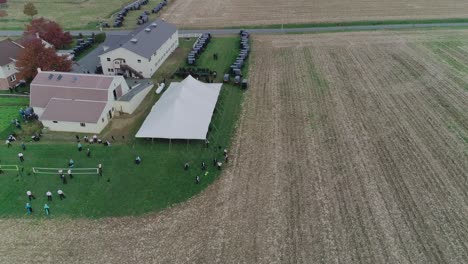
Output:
(40, 99), (107, 123)
(102, 19), (177, 59)
(0, 39), (23, 66)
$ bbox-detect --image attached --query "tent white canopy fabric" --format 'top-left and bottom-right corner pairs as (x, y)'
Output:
(136, 75), (222, 140)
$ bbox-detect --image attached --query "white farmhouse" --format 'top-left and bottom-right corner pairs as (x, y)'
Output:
(99, 19), (178, 79)
(0, 39), (22, 90)
(30, 70), (153, 133)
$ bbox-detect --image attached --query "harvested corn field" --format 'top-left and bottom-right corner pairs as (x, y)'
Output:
(1, 30), (468, 263)
(161, 0), (468, 28)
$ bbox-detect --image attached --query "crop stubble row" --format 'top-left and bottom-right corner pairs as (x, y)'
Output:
(0, 30), (467, 263)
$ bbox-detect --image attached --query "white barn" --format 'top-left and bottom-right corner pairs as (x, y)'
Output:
(30, 70), (153, 133)
(99, 19), (178, 79)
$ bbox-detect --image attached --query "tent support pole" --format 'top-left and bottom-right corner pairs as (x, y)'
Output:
(169, 139), (171, 151)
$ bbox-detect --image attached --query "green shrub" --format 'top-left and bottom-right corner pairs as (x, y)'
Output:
(95, 32), (106, 43)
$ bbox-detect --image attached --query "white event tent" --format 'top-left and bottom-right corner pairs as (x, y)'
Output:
(136, 75), (222, 140)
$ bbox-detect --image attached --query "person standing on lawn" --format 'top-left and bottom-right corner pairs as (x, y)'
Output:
(46, 191), (52, 201)
(68, 169), (73, 179)
(57, 190), (66, 200)
(26, 190), (36, 201)
(44, 204), (50, 216)
(25, 203), (32, 215)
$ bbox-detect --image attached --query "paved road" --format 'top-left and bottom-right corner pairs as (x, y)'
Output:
(3, 22), (468, 37)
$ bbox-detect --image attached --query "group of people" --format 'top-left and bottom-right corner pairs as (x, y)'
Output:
(186, 148), (230, 184)
(25, 189), (66, 216)
(58, 169), (74, 184)
(76, 134), (118, 147)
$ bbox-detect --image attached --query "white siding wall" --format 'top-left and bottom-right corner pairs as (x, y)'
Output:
(100, 48), (148, 77)
(42, 120), (105, 134)
(0, 62), (17, 79)
(149, 31), (179, 76)
(33, 107), (45, 117)
(107, 76), (131, 101)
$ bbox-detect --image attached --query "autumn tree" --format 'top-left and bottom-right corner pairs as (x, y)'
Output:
(24, 18), (72, 48)
(16, 39), (72, 82)
(23, 2), (38, 18)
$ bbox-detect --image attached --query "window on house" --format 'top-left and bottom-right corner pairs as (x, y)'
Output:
(9, 75), (16, 82)
(137, 59), (141, 63)
(102, 118), (104, 123)
(123, 59), (126, 63)
(107, 58), (111, 61)
(80, 123), (86, 127)
(110, 69), (114, 72)
(108, 68), (112, 72)
(53, 121), (58, 123)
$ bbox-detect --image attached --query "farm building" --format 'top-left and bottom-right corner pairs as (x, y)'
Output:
(99, 19), (178, 79)
(136, 75), (222, 140)
(30, 70), (153, 133)
(0, 39), (22, 90)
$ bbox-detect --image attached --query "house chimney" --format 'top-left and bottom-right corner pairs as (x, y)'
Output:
(37, 68), (42, 73)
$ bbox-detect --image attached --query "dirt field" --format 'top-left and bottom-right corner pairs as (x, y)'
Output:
(1, 30), (468, 263)
(161, 0), (468, 28)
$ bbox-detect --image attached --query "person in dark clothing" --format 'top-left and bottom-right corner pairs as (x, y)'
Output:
(58, 190), (66, 200)
(213, 158), (218, 166)
(184, 162), (189, 170)
(87, 148), (91, 157)
(26, 190), (36, 201)
(25, 203), (33, 215)
(18, 153), (24, 162)
(201, 162), (206, 171)
(195, 175), (200, 184)
(225, 154), (229, 163)
(61, 174), (67, 184)
(46, 191), (52, 201)
(21, 142), (26, 151)
(75, 135), (80, 142)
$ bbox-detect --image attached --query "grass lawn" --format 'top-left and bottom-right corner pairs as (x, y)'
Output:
(0, 0), (164, 30)
(0, 36), (247, 219)
(0, 97), (29, 138)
